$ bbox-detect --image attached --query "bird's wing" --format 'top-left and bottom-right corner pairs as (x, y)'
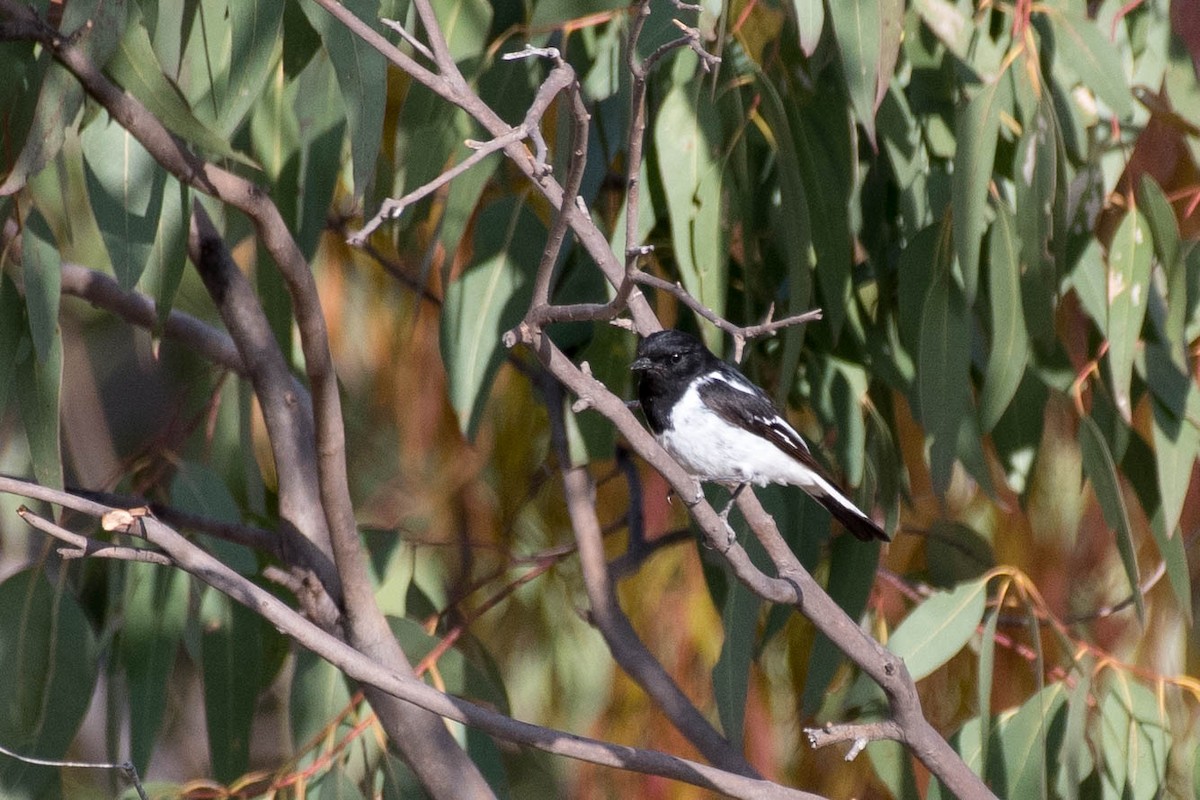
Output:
(695, 369), (830, 479)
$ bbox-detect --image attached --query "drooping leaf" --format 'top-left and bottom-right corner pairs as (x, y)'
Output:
(980, 201), (1028, 432)
(441, 197), (541, 439)
(120, 564), (189, 774)
(712, 579), (757, 745)
(993, 682), (1069, 799)
(200, 588), (262, 784)
(1105, 207), (1152, 422)
(81, 113), (165, 289)
(1097, 674), (1169, 800)
(0, 571), (99, 799)
(14, 322), (63, 493)
(302, 0), (386, 198)
(793, 0), (825, 56)
(918, 242), (971, 497)
(1057, 666), (1094, 800)
(802, 533), (882, 715)
(887, 576), (987, 682)
(0, 0), (127, 195)
(1042, 6), (1133, 119)
(1078, 415), (1143, 623)
(952, 76), (1011, 305)
(654, 76), (726, 351)
(1013, 84), (1059, 347)
(105, 8), (255, 166)
(0, 272), (24, 413)
(148, 177), (190, 330)
(827, 0), (881, 144)
(19, 210), (61, 365)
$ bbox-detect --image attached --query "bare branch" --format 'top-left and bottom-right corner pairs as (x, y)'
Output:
(381, 17), (433, 62)
(304, 0), (663, 334)
(349, 127), (526, 246)
(804, 720), (904, 758)
(538, 373), (759, 777)
(0, 741), (148, 800)
(0, 478), (821, 800)
(18, 505), (172, 566)
(631, 272), (823, 360)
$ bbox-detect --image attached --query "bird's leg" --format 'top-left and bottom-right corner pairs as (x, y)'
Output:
(718, 483), (747, 545)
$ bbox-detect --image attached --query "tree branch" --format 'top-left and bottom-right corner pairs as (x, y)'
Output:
(1, 476), (822, 800)
(538, 372), (760, 778)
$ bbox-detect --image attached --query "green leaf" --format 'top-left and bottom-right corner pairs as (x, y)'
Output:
(1043, 7), (1133, 118)
(993, 682), (1069, 798)
(81, 113), (165, 289)
(441, 197), (540, 438)
(20, 210), (61, 365)
(791, 92), (854, 341)
(432, 0), (493, 63)
(1106, 207), (1152, 422)
(712, 580), (758, 745)
(302, 0), (385, 198)
(980, 201), (1029, 432)
(221, 0), (284, 137)
(14, 324), (63, 493)
(105, 9), (255, 166)
(977, 601), (1001, 783)
(1098, 674), (1169, 800)
(0, 0), (126, 195)
(926, 521), (996, 587)
(200, 588), (262, 783)
(952, 77), (1011, 305)
(1057, 667), (1094, 800)
(148, 177), (190, 330)
(887, 576), (987, 682)
(918, 245), (971, 497)
(793, 0), (825, 56)
(120, 564), (189, 774)
(1078, 415), (1143, 623)
(750, 66), (812, 381)
(290, 649), (353, 749)
(1013, 85), (1058, 347)
(0, 272), (24, 413)
(171, 461), (257, 574)
(0, 571), (99, 799)
(913, 0), (973, 59)
(802, 533), (881, 715)
(654, 78), (726, 351)
(828, 0), (881, 144)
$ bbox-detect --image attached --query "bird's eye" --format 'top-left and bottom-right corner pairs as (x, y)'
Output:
(669, 353), (682, 364)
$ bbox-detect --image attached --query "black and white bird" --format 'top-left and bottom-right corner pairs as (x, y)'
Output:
(631, 330), (889, 542)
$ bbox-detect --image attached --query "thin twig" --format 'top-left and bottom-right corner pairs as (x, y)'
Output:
(381, 17), (433, 61)
(17, 506), (173, 565)
(349, 127), (525, 246)
(0, 741), (149, 800)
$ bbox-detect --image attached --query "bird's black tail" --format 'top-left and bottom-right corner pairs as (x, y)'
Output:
(814, 489), (890, 542)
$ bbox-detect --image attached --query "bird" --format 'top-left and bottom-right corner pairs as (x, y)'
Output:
(630, 329), (889, 543)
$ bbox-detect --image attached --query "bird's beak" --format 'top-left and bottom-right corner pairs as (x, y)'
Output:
(630, 356), (652, 372)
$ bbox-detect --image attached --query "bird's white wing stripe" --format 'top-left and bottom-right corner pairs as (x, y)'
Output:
(702, 371), (759, 396)
(764, 417), (812, 455)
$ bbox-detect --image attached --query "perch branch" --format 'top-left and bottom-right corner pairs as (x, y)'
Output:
(1, 477), (820, 800)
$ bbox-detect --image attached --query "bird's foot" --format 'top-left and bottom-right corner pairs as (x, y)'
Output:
(717, 498), (738, 546)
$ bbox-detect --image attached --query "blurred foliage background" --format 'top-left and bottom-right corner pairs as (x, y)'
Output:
(2, 0), (1200, 797)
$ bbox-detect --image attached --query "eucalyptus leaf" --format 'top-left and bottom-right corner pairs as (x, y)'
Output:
(887, 577), (987, 682)
(1078, 415), (1143, 623)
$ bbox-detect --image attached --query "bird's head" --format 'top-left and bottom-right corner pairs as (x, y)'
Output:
(630, 330), (714, 383)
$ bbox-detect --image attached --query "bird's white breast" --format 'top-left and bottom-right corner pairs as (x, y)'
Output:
(657, 382), (817, 488)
